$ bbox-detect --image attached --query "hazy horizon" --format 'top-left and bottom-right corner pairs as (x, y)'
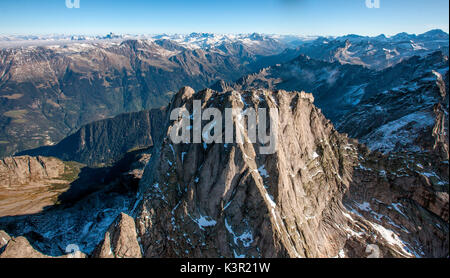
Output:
(1, 28), (449, 38)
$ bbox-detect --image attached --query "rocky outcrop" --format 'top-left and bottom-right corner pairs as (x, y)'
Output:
(0, 230), (86, 258)
(1, 86), (447, 258)
(93, 213), (142, 258)
(0, 235), (49, 258)
(433, 103), (449, 161)
(432, 68), (449, 162)
(0, 156), (66, 188)
(95, 87), (448, 258)
(0, 230), (11, 250)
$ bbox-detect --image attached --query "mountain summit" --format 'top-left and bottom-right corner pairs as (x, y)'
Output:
(89, 87), (448, 258)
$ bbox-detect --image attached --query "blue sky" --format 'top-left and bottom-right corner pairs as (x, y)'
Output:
(0, 0), (448, 36)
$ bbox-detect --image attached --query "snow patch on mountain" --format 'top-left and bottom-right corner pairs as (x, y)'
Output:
(362, 111), (436, 153)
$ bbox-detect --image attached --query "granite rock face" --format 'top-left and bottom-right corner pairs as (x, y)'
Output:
(1, 87), (447, 258)
(0, 234), (49, 258)
(432, 67), (449, 162)
(93, 213), (142, 258)
(130, 87), (356, 258)
(95, 87), (448, 258)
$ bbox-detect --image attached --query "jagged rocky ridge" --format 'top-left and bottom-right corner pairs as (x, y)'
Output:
(19, 109), (167, 166)
(214, 51), (449, 156)
(0, 86), (448, 258)
(91, 87), (448, 258)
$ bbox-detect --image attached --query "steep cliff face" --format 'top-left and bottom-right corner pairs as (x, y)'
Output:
(126, 87), (358, 258)
(94, 87), (448, 258)
(432, 68), (449, 162)
(19, 109), (166, 166)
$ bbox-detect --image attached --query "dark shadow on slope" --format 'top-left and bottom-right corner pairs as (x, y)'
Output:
(53, 147), (150, 207)
(0, 148), (149, 256)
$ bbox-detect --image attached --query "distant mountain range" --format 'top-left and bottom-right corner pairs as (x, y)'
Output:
(1, 29), (448, 158)
(0, 38), (282, 157)
(1, 29), (448, 51)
